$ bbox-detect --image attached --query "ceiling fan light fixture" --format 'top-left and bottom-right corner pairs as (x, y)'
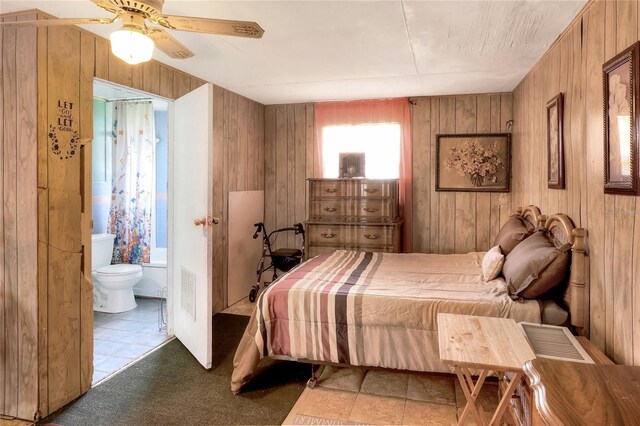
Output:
(110, 27), (155, 65)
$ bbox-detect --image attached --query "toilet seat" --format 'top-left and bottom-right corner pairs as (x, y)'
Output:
(95, 264), (142, 277)
(93, 263), (142, 313)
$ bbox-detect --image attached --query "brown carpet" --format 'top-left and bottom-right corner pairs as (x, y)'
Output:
(40, 313), (308, 425)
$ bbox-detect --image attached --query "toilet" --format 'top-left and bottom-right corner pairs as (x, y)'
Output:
(92, 233), (142, 313)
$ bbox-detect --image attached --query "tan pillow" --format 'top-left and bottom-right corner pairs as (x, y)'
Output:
(502, 230), (571, 299)
(493, 214), (535, 255)
(481, 245), (504, 281)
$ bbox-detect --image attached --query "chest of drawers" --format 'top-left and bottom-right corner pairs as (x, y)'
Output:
(305, 179), (402, 257)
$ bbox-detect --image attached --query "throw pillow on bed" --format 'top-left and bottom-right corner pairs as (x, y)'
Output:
(493, 214), (535, 256)
(481, 245), (505, 281)
(502, 229), (571, 299)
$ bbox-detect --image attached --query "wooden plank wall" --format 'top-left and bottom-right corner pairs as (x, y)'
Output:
(211, 87), (264, 311)
(512, 0), (640, 365)
(264, 104), (315, 251)
(1, 10), (264, 420)
(1, 13), (39, 421)
(264, 94), (512, 254)
(411, 94), (513, 253)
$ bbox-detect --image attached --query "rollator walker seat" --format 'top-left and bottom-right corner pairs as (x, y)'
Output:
(248, 222), (305, 302)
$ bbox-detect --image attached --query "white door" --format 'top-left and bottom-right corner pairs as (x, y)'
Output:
(170, 83), (214, 369)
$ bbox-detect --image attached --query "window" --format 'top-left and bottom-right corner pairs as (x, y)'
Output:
(153, 110), (169, 251)
(321, 123), (401, 179)
(314, 98), (413, 251)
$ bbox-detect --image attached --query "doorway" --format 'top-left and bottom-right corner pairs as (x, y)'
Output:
(91, 80), (172, 384)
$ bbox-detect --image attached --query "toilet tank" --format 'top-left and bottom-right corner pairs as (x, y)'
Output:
(92, 233), (116, 271)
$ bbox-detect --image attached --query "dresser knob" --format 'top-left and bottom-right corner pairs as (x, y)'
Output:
(324, 188), (337, 193)
(321, 232), (337, 239)
(363, 207), (379, 213)
(324, 207), (337, 212)
(364, 234), (380, 240)
(364, 188), (378, 193)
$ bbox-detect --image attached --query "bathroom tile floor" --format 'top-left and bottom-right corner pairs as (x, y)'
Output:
(93, 297), (169, 384)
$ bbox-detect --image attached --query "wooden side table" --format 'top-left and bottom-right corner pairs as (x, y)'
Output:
(524, 358), (640, 425)
(438, 313), (536, 426)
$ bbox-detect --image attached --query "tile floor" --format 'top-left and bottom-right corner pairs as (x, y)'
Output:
(222, 296), (508, 426)
(93, 297), (169, 384)
(222, 295), (256, 316)
(283, 367), (503, 426)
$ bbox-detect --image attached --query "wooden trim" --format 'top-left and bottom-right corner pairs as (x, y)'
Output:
(3, 14), (19, 418)
(15, 12), (39, 420)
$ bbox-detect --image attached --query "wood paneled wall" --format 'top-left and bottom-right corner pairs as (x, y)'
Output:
(264, 94), (512, 254)
(264, 104), (315, 250)
(512, 0), (640, 365)
(1, 9), (264, 420)
(212, 87), (264, 310)
(411, 94), (513, 253)
(1, 13), (39, 421)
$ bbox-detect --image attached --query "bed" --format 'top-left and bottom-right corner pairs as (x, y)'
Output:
(231, 206), (589, 394)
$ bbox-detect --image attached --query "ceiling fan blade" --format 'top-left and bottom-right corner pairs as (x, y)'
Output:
(89, 0), (123, 15)
(0, 17), (117, 27)
(146, 28), (194, 60)
(153, 15), (264, 39)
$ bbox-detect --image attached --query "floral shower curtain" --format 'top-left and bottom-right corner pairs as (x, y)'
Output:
(108, 101), (155, 264)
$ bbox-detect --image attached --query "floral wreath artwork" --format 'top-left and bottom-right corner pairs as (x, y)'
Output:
(49, 124), (81, 160)
(436, 133), (511, 192)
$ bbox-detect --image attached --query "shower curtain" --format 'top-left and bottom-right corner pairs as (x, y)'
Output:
(108, 101), (155, 264)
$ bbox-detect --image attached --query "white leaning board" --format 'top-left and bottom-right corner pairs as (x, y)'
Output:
(227, 190), (264, 306)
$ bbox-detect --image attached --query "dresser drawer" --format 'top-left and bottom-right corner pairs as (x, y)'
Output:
(306, 223), (399, 247)
(356, 199), (396, 221)
(309, 200), (347, 220)
(309, 198), (397, 222)
(309, 179), (398, 200)
(310, 181), (347, 198)
(359, 181), (396, 198)
(307, 244), (396, 258)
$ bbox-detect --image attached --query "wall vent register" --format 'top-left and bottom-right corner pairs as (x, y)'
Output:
(518, 322), (594, 363)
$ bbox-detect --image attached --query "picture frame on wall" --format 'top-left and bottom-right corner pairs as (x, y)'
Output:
(435, 133), (511, 192)
(547, 93), (565, 189)
(603, 42), (640, 195)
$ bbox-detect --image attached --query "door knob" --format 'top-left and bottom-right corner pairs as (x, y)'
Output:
(194, 216), (220, 226)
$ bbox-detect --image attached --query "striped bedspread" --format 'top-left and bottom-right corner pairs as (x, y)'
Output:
(231, 250), (540, 393)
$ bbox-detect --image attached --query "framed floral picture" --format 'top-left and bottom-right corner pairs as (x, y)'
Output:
(603, 42), (640, 195)
(547, 93), (565, 189)
(436, 133), (511, 192)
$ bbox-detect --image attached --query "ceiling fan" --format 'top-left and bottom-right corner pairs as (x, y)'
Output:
(1, 0), (264, 64)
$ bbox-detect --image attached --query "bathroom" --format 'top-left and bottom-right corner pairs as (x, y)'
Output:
(91, 80), (171, 384)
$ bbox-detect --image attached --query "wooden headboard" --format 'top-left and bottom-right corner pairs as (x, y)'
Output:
(517, 205), (544, 228)
(513, 206), (589, 338)
(543, 213), (590, 338)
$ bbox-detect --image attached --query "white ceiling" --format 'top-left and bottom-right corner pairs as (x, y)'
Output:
(1, 1), (586, 105)
(93, 80), (169, 110)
